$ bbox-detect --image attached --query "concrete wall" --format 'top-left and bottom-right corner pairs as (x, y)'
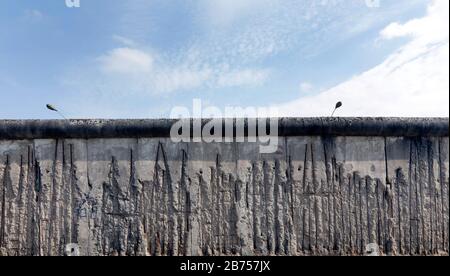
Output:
(0, 118), (448, 256)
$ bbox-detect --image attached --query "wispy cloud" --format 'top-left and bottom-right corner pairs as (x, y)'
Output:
(112, 35), (137, 47)
(83, 0), (408, 96)
(201, 0), (271, 28)
(56, 0), (437, 118)
(217, 69), (270, 88)
(0, 74), (20, 90)
(277, 0), (449, 117)
(99, 47), (153, 74)
(94, 45), (269, 95)
(23, 9), (44, 22)
(193, 0), (426, 63)
(299, 82), (314, 94)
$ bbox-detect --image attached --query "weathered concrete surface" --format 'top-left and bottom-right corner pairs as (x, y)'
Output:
(1, 118), (448, 139)
(0, 118), (448, 256)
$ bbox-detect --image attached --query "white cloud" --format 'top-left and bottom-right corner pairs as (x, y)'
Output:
(217, 69), (269, 88)
(380, 0), (448, 44)
(23, 9), (44, 21)
(300, 82), (314, 93)
(112, 35), (137, 47)
(0, 74), (20, 90)
(99, 48), (153, 74)
(62, 0), (435, 110)
(186, 0), (427, 73)
(151, 67), (213, 94)
(202, 0), (268, 28)
(277, 0), (449, 117)
(96, 47), (268, 94)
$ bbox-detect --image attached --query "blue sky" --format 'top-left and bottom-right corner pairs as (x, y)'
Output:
(0, 0), (448, 119)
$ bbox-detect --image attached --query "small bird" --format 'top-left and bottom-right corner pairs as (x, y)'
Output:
(331, 101), (343, 117)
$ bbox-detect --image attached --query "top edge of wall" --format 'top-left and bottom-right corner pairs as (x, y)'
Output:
(0, 117), (448, 140)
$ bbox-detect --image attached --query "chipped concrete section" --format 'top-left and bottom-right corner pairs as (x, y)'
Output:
(0, 118), (448, 256)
